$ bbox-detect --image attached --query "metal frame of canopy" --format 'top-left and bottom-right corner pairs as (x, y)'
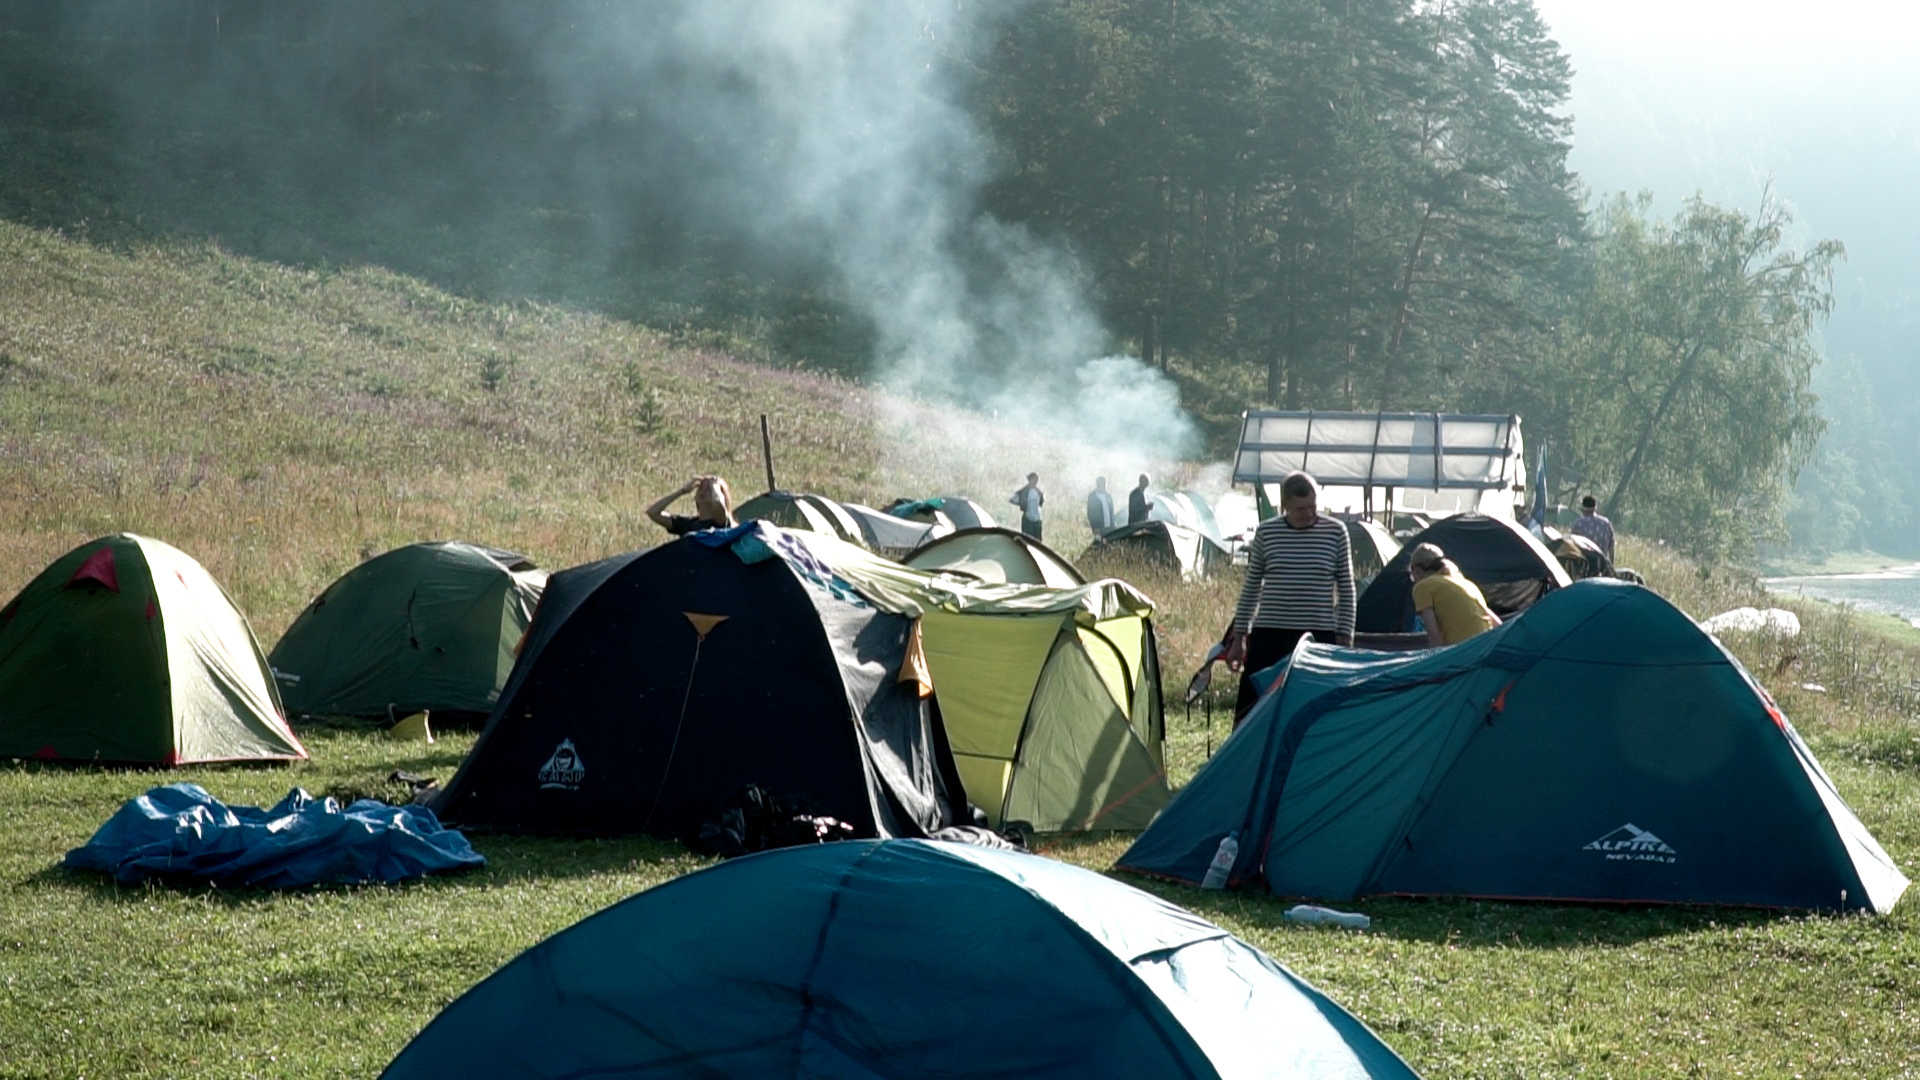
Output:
(1234, 410), (1527, 523)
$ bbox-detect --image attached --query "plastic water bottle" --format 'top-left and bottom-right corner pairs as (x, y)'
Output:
(1283, 904), (1371, 930)
(1200, 832), (1239, 890)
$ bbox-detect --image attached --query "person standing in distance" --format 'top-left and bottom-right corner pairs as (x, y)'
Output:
(1570, 495), (1616, 561)
(1010, 473), (1045, 541)
(646, 475), (736, 536)
(1225, 471), (1354, 721)
(1128, 473), (1154, 525)
(1086, 476), (1116, 537)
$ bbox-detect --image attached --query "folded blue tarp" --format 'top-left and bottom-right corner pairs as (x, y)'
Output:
(65, 783), (485, 888)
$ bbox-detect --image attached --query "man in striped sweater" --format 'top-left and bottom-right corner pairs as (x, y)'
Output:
(1225, 471), (1354, 721)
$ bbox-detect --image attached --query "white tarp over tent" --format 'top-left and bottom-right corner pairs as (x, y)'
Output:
(1234, 411), (1526, 520)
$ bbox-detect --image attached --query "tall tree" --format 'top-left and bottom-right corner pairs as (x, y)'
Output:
(1549, 193), (1838, 559)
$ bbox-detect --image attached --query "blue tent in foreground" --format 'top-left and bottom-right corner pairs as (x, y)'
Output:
(382, 840), (1421, 1080)
(1120, 580), (1908, 913)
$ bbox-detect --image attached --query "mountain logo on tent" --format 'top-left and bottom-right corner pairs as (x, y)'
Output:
(1584, 823), (1677, 863)
(538, 739), (586, 790)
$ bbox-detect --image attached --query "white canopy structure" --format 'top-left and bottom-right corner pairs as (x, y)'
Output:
(1233, 410), (1527, 520)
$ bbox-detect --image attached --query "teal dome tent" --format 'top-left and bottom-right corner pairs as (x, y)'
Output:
(1120, 580), (1908, 913)
(382, 840), (1420, 1080)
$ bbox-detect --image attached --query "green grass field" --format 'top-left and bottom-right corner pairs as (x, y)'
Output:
(3, 223), (1918, 1077)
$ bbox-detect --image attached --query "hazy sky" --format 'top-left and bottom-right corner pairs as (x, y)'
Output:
(1532, 0), (1920, 368)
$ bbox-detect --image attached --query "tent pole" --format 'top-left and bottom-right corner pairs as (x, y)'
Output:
(760, 414), (777, 493)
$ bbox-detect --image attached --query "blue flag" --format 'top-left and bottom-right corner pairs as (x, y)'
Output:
(1528, 450), (1548, 528)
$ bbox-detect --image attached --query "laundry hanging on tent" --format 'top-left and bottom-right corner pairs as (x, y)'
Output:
(65, 783), (484, 888)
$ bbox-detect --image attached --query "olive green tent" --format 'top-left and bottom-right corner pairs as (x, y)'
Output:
(904, 527), (1086, 588)
(735, 491), (868, 547)
(268, 542), (547, 720)
(782, 530), (1168, 832)
(0, 534), (306, 765)
(1088, 521), (1230, 580)
(840, 503), (948, 557)
(1343, 517), (1402, 591)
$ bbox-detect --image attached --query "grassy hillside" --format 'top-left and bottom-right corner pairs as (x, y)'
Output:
(0, 221), (877, 640)
(1, 224), (1918, 1078)
(0, 220), (1165, 640)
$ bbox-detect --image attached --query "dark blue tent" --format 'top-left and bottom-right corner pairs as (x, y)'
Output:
(431, 535), (976, 841)
(1355, 513), (1569, 632)
(1121, 580), (1908, 913)
(381, 840), (1421, 1080)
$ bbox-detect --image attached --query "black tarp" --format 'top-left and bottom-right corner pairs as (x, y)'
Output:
(432, 538), (974, 840)
(1356, 513), (1572, 633)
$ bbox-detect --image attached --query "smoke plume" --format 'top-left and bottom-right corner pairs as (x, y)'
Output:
(56, 1), (1198, 497)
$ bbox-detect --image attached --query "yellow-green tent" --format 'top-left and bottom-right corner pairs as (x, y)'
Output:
(784, 530), (1168, 832)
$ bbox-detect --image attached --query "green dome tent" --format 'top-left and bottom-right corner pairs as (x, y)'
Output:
(735, 491), (868, 547)
(0, 534), (306, 765)
(924, 495), (997, 530)
(1088, 520), (1231, 580)
(1119, 579), (1909, 912)
(382, 840), (1421, 1080)
(1341, 517), (1402, 591)
(268, 542), (547, 721)
(904, 526), (1086, 588)
(839, 502), (947, 557)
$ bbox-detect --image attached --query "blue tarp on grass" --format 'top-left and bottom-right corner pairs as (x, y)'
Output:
(65, 783), (484, 888)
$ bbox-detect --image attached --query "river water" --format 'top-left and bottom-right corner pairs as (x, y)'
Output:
(1762, 564), (1920, 628)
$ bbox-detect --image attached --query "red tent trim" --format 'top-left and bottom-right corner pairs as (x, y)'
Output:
(67, 547), (120, 592)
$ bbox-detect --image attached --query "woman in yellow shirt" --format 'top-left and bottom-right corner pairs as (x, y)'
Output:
(1407, 543), (1501, 646)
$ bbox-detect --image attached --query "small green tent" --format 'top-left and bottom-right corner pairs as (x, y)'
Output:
(904, 527), (1086, 588)
(268, 542), (547, 720)
(1342, 517), (1401, 590)
(783, 530), (1168, 832)
(735, 491), (868, 547)
(1088, 520), (1230, 580)
(840, 502), (947, 557)
(0, 534), (306, 765)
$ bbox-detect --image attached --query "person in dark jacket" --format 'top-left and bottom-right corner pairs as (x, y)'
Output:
(1128, 474), (1153, 525)
(1010, 473), (1045, 540)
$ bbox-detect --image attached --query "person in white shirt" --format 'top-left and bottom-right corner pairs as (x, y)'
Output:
(1086, 477), (1116, 537)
